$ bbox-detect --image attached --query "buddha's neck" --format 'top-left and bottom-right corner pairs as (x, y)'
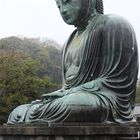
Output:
(75, 12), (99, 34)
(75, 21), (88, 34)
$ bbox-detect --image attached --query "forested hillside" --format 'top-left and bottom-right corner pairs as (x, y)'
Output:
(0, 37), (62, 124)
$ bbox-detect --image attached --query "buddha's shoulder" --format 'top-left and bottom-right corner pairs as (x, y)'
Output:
(102, 14), (131, 26)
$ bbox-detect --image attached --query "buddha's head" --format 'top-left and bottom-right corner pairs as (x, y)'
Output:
(55, 0), (104, 28)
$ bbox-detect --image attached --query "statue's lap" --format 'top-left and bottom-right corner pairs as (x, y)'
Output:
(10, 92), (107, 123)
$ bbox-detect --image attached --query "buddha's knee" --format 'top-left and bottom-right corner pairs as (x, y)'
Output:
(63, 93), (105, 122)
(64, 92), (100, 106)
(7, 104), (29, 124)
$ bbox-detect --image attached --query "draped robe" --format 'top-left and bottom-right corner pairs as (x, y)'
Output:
(61, 14), (138, 122)
(7, 14), (138, 124)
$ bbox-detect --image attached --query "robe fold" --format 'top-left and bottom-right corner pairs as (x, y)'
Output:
(62, 14), (138, 122)
(7, 14), (138, 124)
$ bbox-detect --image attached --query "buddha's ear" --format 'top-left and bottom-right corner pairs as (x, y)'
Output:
(96, 0), (104, 14)
(90, 0), (104, 14)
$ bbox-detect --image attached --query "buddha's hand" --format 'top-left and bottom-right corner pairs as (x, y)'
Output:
(41, 89), (65, 101)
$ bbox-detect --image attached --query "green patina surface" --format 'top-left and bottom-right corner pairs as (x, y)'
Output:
(7, 0), (138, 124)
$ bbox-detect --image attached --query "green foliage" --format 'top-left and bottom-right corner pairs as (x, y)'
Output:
(42, 76), (61, 93)
(0, 37), (62, 83)
(0, 93), (28, 123)
(0, 37), (62, 124)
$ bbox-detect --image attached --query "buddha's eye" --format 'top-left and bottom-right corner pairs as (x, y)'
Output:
(56, 0), (71, 9)
(63, 0), (71, 4)
(57, 5), (61, 9)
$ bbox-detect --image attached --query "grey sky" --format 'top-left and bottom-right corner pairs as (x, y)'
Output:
(0, 0), (139, 45)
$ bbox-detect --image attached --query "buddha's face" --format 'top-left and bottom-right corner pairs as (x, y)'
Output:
(55, 0), (89, 26)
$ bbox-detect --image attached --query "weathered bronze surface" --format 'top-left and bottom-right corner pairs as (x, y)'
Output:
(7, 0), (138, 124)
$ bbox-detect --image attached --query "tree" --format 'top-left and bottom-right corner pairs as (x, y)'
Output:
(0, 37), (61, 124)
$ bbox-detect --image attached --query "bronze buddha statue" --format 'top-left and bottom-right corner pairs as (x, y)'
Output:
(8, 0), (138, 124)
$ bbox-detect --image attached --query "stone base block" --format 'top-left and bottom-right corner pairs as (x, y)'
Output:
(0, 123), (140, 140)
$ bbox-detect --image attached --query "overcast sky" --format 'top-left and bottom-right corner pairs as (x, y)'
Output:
(0, 0), (139, 45)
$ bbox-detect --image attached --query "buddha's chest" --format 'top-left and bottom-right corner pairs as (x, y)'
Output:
(65, 31), (85, 70)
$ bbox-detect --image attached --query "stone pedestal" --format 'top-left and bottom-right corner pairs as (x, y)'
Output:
(0, 123), (140, 140)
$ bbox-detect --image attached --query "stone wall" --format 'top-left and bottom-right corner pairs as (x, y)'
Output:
(0, 123), (140, 140)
